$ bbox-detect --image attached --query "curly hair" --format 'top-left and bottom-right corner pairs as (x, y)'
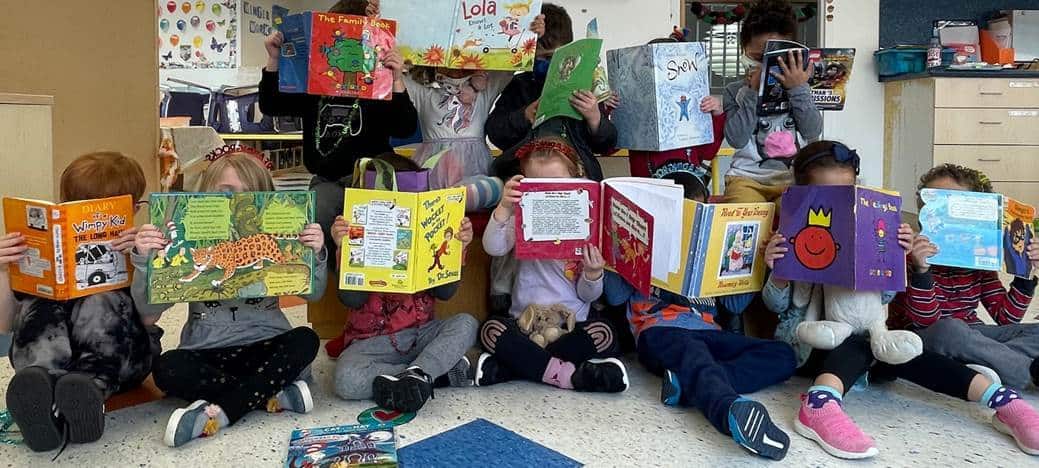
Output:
(539, 3), (573, 52)
(916, 163), (994, 208)
(739, 0), (798, 47)
(329, 0), (367, 15)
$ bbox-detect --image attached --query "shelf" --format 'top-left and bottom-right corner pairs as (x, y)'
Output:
(218, 133), (303, 141)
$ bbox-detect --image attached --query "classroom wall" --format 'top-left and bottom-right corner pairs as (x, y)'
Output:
(879, 0), (1039, 48)
(0, 2), (159, 196)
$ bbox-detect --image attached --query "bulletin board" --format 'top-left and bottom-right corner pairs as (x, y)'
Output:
(158, 0), (239, 69)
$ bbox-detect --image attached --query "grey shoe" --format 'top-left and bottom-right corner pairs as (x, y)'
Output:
(446, 356), (474, 387)
(275, 381), (314, 414)
(164, 400), (220, 448)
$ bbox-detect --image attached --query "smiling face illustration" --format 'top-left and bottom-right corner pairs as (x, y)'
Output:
(791, 208), (840, 270)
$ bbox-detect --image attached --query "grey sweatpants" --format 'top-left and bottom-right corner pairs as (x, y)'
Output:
(917, 318), (1039, 389)
(333, 313), (478, 400)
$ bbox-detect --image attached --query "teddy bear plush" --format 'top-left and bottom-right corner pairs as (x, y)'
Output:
(517, 304), (576, 348)
(794, 283), (922, 365)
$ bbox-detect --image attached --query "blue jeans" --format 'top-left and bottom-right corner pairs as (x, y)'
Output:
(637, 327), (796, 435)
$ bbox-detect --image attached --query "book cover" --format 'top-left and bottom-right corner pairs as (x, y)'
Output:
(758, 39), (810, 116)
(147, 192), (316, 304)
(339, 187), (467, 294)
(684, 202), (774, 297)
(515, 179), (601, 261)
(381, 0), (542, 71)
(808, 48), (855, 111)
(533, 38), (604, 126)
(607, 41), (714, 151)
(285, 423), (397, 468)
(587, 18), (611, 101)
(601, 185), (653, 295)
(1003, 197), (1035, 278)
(279, 12), (397, 100)
(3, 196), (133, 300)
(776, 185), (906, 291)
(918, 189), (1003, 272)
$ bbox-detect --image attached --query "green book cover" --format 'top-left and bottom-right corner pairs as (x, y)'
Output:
(534, 38), (604, 126)
(147, 191), (316, 304)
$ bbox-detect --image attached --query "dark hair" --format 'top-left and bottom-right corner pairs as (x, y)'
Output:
(792, 141), (859, 186)
(739, 0), (798, 47)
(648, 37), (679, 45)
(917, 163), (993, 194)
(329, 0), (367, 15)
(539, 3), (573, 52)
(662, 172), (710, 202)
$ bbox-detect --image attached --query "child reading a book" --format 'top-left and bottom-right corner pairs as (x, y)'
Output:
(890, 164), (1039, 390)
(603, 162), (796, 461)
(2, 152), (161, 452)
(477, 137), (628, 393)
(722, 0), (822, 203)
(326, 152), (479, 413)
(762, 142), (1039, 459)
(130, 151), (327, 448)
(260, 0), (417, 246)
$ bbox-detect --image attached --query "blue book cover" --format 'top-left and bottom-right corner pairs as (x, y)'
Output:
(919, 189), (1004, 271)
(278, 12), (312, 95)
(285, 423), (397, 468)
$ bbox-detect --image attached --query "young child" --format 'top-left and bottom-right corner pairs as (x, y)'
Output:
(477, 137), (628, 392)
(131, 152), (326, 448)
(261, 0), (417, 244)
(722, 0), (822, 203)
(763, 141), (1039, 459)
(603, 162), (796, 461)
(890, 164), (1039, 389)
(1, 152), (161, 452)
(486, 3), (617, 183)
(326, 152), (479, 413)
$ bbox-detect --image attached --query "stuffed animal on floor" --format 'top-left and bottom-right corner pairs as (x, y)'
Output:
(517, 304), (576, 348)
(794, 283), (922, 365)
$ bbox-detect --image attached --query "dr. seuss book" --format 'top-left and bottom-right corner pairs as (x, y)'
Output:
(339, 187), (467, 294)
(918, 189), (1035, 277)
(533, 38), (604, 126)
(775, 185), (907, 291)
(279, 12), (397, 99)
(758, 39), (810, 116)
(808, 48), (856, 111)
(285, 423), (398, 468)
(147, 192), (317, 304)
(607, 41), (714, 151)
(380, 0), (542, 71)
(2, 196), (133, 300)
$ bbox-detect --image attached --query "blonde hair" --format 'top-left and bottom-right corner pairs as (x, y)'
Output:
(519, 137), (584, 178)
(196, 152), (275, 192)
(60, 151), (147, 203)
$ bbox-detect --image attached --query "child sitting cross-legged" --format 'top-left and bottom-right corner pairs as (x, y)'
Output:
(603, 161), (796, 461)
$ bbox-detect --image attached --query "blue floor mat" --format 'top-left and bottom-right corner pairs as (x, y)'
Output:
(398, 418), (582, 467)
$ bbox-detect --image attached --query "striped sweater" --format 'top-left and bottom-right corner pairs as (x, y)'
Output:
(889, 265), (1037, 330)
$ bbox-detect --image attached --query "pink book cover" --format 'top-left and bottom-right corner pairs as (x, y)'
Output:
(602, 185), (654, 295)
(514, 179), (601, 261)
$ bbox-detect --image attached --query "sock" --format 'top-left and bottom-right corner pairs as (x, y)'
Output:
(805, 385), (843, 409)
(463, 176), (503, 211)
(542, 357), (576, 389)
(194, 404), (229, 437)
(270, 387), (295, 412)
(982, 384), (1022, 410)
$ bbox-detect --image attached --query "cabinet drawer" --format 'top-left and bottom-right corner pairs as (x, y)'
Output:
(934, 109), (1039, 145)
(935, 78), (1039, 108)
(992, 182), (1039, 207)
(933, 146), (1039, 181)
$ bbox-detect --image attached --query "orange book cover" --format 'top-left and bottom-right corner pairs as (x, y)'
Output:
(2, 195), (133, 300)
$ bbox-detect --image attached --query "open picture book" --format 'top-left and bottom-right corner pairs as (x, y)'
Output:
(3, 196), (133, 300)
(147, 191), (317, 304)
(515, 178), (774, 297)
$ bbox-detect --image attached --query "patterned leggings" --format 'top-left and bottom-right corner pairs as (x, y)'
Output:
(480, 317), (617, 383)
(153, 327), (319, 424)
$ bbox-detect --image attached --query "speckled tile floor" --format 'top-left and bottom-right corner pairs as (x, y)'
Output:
(2, 304), (1038, 467)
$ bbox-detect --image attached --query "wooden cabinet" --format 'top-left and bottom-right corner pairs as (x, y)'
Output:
(0, 93), (53, 232)
(885, 78), (1039, 214)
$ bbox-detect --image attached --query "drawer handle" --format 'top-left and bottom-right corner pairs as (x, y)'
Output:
(979, 121), (1003, 125)
(977, 158), (1002, 162)
(979, 92), (1005, 96)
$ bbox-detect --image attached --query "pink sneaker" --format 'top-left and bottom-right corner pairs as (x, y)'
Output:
(993, 399), (1039, 455)
(793, 393), (879, 459)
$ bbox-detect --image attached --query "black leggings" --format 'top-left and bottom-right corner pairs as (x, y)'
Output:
(798, 334), (977, 400)
(153, 327), (319, 424)
(480, 317), (618, 383)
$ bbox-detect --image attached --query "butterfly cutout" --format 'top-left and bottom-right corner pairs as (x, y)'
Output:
(211, 37), (227, 52)
(162, 51), (173, 61)
(217, 19), (226, 26)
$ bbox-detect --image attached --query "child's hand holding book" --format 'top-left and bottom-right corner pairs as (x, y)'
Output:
(300, 223), (325, 253)
(582, 244), (605, 281)
(1028, 236), (1039, 274)
(764, 232), (789, 288)
(0, 233), (27, 271)
(112, 228), (138, 255)
(569, 90), (602, 133)
(133, 225), (168, 258)
(771, 50), (810, 90)
(494, 175), (525, 222)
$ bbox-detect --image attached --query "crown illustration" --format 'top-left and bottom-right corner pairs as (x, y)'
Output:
(807, 207), (832, 228)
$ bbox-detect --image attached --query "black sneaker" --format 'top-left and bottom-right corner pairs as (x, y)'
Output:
(434, 356), (474, 388)
(489, 294), (511, 316)
(6, 366), (63, 452)
(661, 369), (681, 406)
(572, 358), (629, 393)
(728, 398), (789, 461)
(54, 372), (105, 444)
(1030, 357), (1039, 388)
(372, 367), (434, 413)
(474, 353), (512, 387)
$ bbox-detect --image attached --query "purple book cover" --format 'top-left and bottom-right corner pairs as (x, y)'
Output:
(775, 186), (905, 291)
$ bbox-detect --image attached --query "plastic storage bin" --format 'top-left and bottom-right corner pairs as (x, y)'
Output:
(874, 48), (927, 77)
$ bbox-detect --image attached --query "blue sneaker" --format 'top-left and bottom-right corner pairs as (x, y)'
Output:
(728, 398), (789, 461)
(268, 381), (314, 414)
(164, 400), (224, 448)
(661, 369), (681, 407)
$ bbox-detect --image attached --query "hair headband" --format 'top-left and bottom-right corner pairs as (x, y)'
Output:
(800, 142), (860, 175)
(204, 144), (272, 170)
(515, 139), (585, 177)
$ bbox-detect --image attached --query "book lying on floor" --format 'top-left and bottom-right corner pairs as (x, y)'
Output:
(918, 189), (1036, 277)
(279, 12), (397, 99)
(2, 196), (134, 300)
(285, 423), (398, 468)
(775, 185), (907, 291)
(339, 186), (467, 294)
(534, 37), (605, 126)
(515, 178), (774, 296)
(147, 191), (317, 303)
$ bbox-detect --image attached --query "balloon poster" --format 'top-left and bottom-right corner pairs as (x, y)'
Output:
(159, 0), (238, 69)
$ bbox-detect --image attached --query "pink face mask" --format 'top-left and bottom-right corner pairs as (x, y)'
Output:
(764, 130), (798, 159)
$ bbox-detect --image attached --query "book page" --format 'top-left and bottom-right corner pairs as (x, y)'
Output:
(602, 186), (653, 294)
(604, 180), (684, 278)
(340, 189), (419, 293)
(919, 189), (1002, 271)
(519, 190), (592, 242)
(414, 188), (467, 291)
